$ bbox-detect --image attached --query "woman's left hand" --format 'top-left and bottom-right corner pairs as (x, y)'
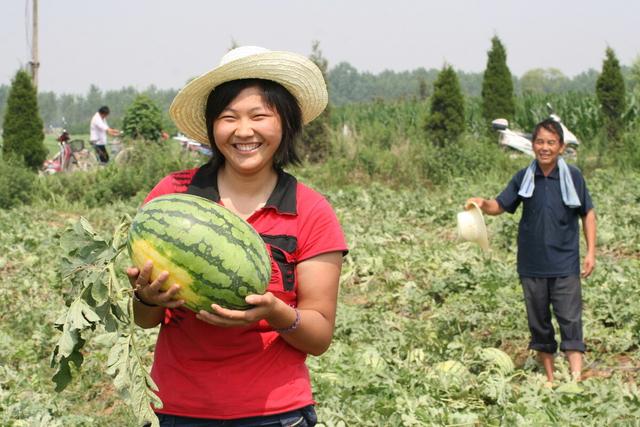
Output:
(195, 292), (280, 327)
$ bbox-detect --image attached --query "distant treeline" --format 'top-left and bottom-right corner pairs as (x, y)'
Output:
(0, 62), (635, 134)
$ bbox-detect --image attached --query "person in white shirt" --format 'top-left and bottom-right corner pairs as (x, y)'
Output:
(90, 106), (120, 163)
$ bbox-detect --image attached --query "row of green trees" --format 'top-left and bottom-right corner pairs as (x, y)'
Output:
(1, 47), (638, 133)
(0, 37), (636, 181)
(423, 39), (632, 147)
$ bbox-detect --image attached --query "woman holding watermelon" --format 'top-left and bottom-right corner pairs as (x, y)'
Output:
(126, 46), (348, 426)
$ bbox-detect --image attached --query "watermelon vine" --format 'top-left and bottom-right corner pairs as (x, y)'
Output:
(50, 217), (161, 427)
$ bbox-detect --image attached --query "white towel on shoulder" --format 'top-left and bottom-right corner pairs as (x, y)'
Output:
(518, 158), (581, 208)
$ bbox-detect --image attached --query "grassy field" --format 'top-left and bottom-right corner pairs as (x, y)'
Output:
(1, 150), (639, 425)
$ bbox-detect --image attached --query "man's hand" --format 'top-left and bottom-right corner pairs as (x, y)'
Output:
(465, 197), (486, 210)
(581, 252), (596, 278)
(465, 197), (504, 216)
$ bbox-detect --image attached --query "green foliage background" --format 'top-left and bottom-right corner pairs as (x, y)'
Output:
(300, 41), (332, 163)
(1, 44), (640, 426)
(1, 59), (636, 136)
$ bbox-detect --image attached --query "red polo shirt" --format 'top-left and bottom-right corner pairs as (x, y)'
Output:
(141, 163), (348, 419)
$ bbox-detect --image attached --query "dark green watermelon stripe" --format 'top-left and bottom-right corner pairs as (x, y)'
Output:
(132, 218), (254, 283)
(133, 209), (269, 283)
(145, 197), (264, 256)
(131, 217), (269, 289)
(138, 206), (270, 280)
(131, 226), (257, 303)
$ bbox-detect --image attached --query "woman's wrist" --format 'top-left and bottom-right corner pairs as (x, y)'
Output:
(274, 308), (301, 334)
(269, 303), (301, 334)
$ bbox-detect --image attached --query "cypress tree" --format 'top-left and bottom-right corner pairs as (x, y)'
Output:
(2, 69), (47, 169)
(596, 47), (626, 143)
(418, 77), (429, 100)
(481, 36), (515, 127)
(424, 65), (465, 147)
(300, 40), (331, 163)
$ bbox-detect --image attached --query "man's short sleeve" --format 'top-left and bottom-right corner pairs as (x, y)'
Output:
(296, 197), (348, 262)
(496, 170), (524, 214)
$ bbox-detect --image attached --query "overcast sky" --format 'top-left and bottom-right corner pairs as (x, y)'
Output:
(1, 0), (639, 94)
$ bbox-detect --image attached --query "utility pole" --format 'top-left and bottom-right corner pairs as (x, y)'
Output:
(29, 0), (40, 89)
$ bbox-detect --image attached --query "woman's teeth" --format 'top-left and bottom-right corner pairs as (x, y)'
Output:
(235, 143), (260, 152)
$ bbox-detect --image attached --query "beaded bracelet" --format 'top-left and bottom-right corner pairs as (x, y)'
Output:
(275, 308), (301, 334)
(133, 289), (158, 307)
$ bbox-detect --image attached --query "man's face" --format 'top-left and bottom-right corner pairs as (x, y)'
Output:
(532, 127), (564, 169)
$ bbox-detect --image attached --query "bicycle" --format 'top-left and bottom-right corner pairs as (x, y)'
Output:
(41, 130), (98, 174)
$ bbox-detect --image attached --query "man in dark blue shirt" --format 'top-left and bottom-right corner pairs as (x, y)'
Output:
(466, 119), (596, 386)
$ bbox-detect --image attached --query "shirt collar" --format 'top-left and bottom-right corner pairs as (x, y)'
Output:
(534, 161), (560, 179)
(186, 161), (297, 215)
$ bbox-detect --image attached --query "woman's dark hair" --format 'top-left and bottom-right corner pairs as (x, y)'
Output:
(98, 106), (110, 115)
(204, 78), (303, 169)
(532, 118), (564, 144)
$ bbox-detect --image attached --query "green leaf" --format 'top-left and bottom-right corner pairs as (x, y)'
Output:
(90, 279), (109, 306)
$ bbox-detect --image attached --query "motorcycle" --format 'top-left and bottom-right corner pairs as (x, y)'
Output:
(173, 134), (213, 156)
(491, 103), (580, 158)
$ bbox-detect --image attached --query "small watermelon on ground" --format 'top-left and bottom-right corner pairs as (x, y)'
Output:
(128, 193), (272, 311)
(433, 360), (472, 390)
(478, 347), (515, 375)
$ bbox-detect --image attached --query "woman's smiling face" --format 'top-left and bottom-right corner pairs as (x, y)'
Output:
(213, 86), (283, 175)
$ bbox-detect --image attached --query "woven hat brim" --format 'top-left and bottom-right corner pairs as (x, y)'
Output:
(169, 51), (328, 145)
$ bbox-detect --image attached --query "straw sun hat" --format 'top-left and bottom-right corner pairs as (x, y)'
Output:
(169, 46), (329, 145)
(457, 202), (490, 253)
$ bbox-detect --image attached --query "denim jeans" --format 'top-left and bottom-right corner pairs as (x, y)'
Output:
(154, 405), (317, 427)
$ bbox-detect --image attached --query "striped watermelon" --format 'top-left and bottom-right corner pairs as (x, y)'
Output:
(127, 193), (272, 311)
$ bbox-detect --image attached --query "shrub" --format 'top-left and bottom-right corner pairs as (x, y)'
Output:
(421, 133), (520, 185)
(0, 157), (37, 209)
(122, 95), (163, 141)
(39, 141), (201, 207)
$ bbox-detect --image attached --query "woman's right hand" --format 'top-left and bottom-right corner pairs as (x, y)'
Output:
(126, 260), (185, 309)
